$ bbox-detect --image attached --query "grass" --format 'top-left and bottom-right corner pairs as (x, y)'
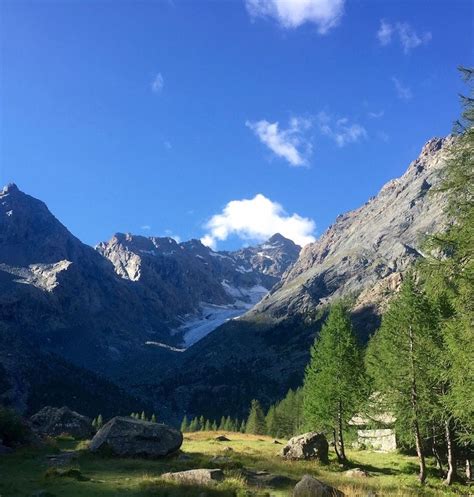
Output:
(0, 431), (470, 497)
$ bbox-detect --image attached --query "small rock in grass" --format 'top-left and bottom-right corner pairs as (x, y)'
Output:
(214, 435), (230, 442)
(344, 468), (369, 478)
(293, 474), (345, 497)
(162, 468), (224, 486)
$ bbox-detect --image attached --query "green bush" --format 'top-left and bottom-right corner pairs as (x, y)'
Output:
(0, 406), (29, 446)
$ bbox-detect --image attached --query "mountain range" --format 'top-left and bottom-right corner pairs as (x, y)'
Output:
(0, 136), (453, 420)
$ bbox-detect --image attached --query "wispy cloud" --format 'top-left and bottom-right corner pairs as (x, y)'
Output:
(377, 20), (393, 45)
(141, 225), (151, 231)
(201, 194), (315, 249)
(377, 20), (431, 54)
(151, 73), (164, 93)
(392, 77), (412, 100)
(317, 112), (367, 147)
(246, 117), (313, 167)
(163, 140), (172, 150)
(245, 0), (345, 34)
(368, 110), (384, 119)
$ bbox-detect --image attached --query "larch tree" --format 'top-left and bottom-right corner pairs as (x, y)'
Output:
(303, 302), (364, 465)
(366, 275), (441, 484)
(245, 399), (266, 435)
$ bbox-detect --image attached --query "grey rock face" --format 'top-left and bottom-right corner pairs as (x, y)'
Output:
(226, 233), (301, 282)
(89, 417), (182, 457)
(161, 468), (224, 485)
(0, 184), (182, 373)
(96, 231), (300, 327)
(253, 137), (452, 322)
(281, 432), (329, 463)
(30, 406), (93, 439)
(293, 474), (345, 497)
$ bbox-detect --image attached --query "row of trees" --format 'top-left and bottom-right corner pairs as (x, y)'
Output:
(181, 392), (304, 439)
(181, 415), (246, 433)
(130, 411), (157, 423)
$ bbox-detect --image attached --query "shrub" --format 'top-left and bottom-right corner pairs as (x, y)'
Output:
(0, 406), (29, 446)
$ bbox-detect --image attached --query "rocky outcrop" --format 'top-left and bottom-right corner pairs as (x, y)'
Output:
(89, 417), (182, 457)
(30, 406), (93, 439)
(281, 432), (329, 463)
(293, 475), (345, 497)
(253, 137), (452, 322)
(227, 233), (301, 282)
(161, 468), (224, 485)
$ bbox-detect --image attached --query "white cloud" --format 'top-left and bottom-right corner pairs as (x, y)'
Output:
(392, 77), (412, 100)
(377, 20), (393, 45)
(245, 0), (345, 33)
(397, 23), (432, 53)
(163, 140), (172, 150)
(151, 73), (164, 93)
(377, 20), (431, 53)
(201, 194), (316, 249)
(246, 117), (312, 166)
(317, 112), (367, 147)
(368, 110), (384, 119)
(141, 225), (151, 231)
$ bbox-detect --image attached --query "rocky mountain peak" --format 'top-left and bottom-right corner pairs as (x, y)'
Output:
(1, 183), (19, 194)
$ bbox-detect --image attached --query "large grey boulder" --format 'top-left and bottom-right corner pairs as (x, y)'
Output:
(89, 416), (182, 458)
(161, 469), (224, 485)
(293, 475), (345, 497)
(281, 432), (329, 463)
(30, 406), (93, 439)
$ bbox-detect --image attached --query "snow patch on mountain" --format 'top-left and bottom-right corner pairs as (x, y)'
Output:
(177, 284), (268, 347)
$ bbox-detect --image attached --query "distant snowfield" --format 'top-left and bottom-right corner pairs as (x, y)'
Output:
(176, 283), (268, 347)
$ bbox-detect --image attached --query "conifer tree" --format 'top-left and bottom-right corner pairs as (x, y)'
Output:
(199, 416), (205, 431)
(97, 414), (103, 429)
(245, 400), (266, 435)
(218, 416), (226, 431)
(204, 419), (211, 431)
(151, 413), (157, 423)
(140, 411), (146, 421)
(239, 420), (246, 433)
(366, 275), (440, 483)
(92, 417), (97, 429)
(265, 406), (277, 437)
(180, 415), (189, 432)
(211, 420), (218, 431)
(189, 417), (198, 432)
(303, 302), (364, 464)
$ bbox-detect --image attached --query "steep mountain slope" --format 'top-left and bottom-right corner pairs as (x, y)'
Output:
(157, 137), (453, 419)
(0, 184), (182, 372)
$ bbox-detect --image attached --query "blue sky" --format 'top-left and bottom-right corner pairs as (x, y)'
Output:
(1, 0), (472, 249)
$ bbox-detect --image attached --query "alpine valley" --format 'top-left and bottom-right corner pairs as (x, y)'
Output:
(0, 136), (453, 421)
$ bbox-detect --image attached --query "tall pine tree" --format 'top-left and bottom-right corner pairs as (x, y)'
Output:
(303, 302), (364, 464)
(245, 400), (266, 435)
(366, 275), (441, 483)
